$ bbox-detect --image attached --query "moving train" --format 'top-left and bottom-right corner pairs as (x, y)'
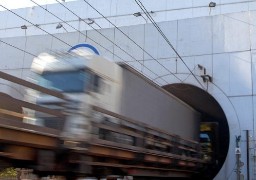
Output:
(21, 47), (206, 178)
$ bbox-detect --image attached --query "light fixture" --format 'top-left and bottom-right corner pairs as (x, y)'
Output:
(198, 64), (212, 82)
(198, 64), (204, 70)
(56, 23), (68, 32)
(56, 23), (63, 29)
(201, 75), (213, 82)
(21, 25), (27, 29)
(133, 12), (142, 17)
(198, 64), (206, 74)
(209, 2), (216, 7)
(86, 18), (94, 25)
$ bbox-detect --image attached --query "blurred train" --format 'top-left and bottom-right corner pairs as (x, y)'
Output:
(22, 48), (206, 178)
(200, 122), (219, 164)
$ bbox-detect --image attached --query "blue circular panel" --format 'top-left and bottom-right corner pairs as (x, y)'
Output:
(68, 43), (100, 55)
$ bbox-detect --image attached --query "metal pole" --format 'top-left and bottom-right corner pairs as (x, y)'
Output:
(236, 153), (241, 180)
(246, 130), (250, 180)
(236, 135), (241, 180)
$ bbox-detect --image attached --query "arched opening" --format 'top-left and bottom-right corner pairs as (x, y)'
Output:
(163, 83), (229, 179)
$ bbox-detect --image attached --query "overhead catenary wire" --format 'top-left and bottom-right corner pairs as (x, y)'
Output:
(53, 0), (169, 84)
(134, 0), (206, 90)
(1, 1), (202, 87)
(0, 3), (95, 70)
(0, 4), (72, 48)
(1, 2), (104, 61)
(0, 39), (72, 70)
(0, 2), (166, 85)
(53, 1), (149, 64)
(0, 39), (67, 72)
(0, 3), (121, 71)
(135, 0), (205, 89)
(55, 0), (146, 62)
(31, 0), (165, 84)
(0, 2), (132, 69)
(29, 0), (127, 64)
(82, 0), (182, 82)
(0, 39), (38, 58)
(1, 1), (194, 86)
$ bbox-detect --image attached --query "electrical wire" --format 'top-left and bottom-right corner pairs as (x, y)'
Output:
(135, 0), (205, 88)
(37, 0), (166, 84)
(0, 2), (125, 68)
(0, 4), (72, 48)
(0, 39), (38, 58)
(1, 1), (206, 87)
(1, 3), (101, 69)
(0, 39), (67, 69)
(55, 0), (144, 62)
(0, 4), (89, 70)
(2, 0), (195, 86)
(29, 0), (127, 63)
(53, 0), (169, 84)
(134, 0), (206, 90)
(153, 65), (198, 83)
(1, 1), (166, 84)
(82, 0), (182, 82)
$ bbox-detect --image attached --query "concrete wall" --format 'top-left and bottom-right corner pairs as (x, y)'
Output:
(0, 0), (256, 179)
(1, 0), (256, 38)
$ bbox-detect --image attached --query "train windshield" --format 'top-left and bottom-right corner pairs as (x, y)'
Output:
(39, 70), (90, 92)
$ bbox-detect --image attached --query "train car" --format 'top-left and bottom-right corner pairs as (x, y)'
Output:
(29, 49), (200, 142)
(119, 64), (200, 141)
(23, 48), (204, 178)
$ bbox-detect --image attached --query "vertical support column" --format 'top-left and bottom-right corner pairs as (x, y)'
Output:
(246, 130), (250, 180)
(236, 154), (241, 180)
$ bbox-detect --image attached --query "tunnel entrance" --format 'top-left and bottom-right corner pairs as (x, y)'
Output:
(163, 83), (229, 179)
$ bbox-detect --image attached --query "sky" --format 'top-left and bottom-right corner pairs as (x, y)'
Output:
(0, 0), (75, 10)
